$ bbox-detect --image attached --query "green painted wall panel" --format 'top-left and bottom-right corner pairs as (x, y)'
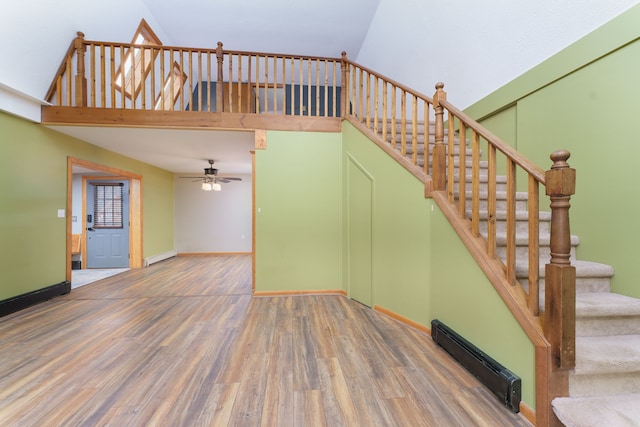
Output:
(467, 5), (640, 298)
(343, 122), (431, 326)
(254, 131), (343, 292)
(0, 112), (174, 301)
(430, 206), (536, 408)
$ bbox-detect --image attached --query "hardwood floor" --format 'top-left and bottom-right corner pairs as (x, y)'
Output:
(0, 255), (532, 426)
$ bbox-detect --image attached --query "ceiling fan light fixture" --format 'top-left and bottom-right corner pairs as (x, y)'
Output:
(202, 181), (212, 191)
(211, 182), (222, 191)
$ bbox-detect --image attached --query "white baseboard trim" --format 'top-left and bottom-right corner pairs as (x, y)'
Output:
(143, 249), (178, 267)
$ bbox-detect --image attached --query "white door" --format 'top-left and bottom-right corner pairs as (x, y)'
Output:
(86, 181), (130, 268)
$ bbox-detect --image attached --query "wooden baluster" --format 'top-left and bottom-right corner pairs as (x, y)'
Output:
(424, 102), (430, 175)
(528, 175), (540, 316)
(74, 32), (87, 107)
(432, 82), (447, 191)
(457, 122), (467, 216)
(216, 42), (224, 112)
(382, 82), (387, 141)
(506, 158), (516, 283)
(340, 52), (348, 118)
(471, 130), (480, 236)
(411, 95), (417, 165)
(391, 86), (397, 149)
(545, 150), (576, 369)
(373, 75), (379, 134)
(447, 113), (455, 203)
(400, 90), (406, 156)
(89, 43), (95, 107)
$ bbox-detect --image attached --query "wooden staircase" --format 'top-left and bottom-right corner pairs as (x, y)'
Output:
(378, 118), (640, 427)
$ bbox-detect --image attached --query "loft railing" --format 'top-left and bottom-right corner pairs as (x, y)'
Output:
(342, 59), (576, 426)
(45, 32), (343, 116)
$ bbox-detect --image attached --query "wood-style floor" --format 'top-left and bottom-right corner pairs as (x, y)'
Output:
(0, 255), (533, 426)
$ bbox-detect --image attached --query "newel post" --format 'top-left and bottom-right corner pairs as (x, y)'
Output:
(216, 41), (224, 112)
(341, 51), (349, 119)
(544, 150), (576, 369)
(432, 83), (447, 191)
(74, 32), (87, 107)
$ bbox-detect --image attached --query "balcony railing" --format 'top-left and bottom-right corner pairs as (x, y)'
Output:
(46, 32), (344, 117)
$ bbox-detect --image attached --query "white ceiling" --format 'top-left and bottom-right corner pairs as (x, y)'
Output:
(28, 0), (382, 175)
(53, 126), (255, 175)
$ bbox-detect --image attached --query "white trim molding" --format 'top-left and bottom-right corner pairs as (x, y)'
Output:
(0, 82), (48, 122)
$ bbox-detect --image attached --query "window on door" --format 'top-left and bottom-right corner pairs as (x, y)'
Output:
(93, 183), (124, 229)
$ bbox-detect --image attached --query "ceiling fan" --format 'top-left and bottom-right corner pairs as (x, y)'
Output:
(180, 160), (242, 191)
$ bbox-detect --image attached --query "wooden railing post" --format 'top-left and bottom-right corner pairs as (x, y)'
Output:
(341, 51), (348, 119)
(544, 150), (576, 369)
(432, 82), (447, 191)
(216, 41), (224, 112)
(74, 32), (87, 107)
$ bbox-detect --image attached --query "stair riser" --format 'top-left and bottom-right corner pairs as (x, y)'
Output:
(569, 372), (640, 397)
(453, 181), (509, 195)
(496, 245), (577, 263)
(576, 317), (640, 337)
(477, 218), (550, 235)
(520, 277), (611, 295)
(476, 199), (529, 212)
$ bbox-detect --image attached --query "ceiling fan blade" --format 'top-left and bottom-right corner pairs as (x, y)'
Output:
(220, 177), (242, 181)
(218, 178), (231, 183)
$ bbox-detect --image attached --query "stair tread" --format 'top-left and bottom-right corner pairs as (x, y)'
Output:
(574, 335), (640, 374)
(553, 393), (640, 427)
(576, 292), (640, 317)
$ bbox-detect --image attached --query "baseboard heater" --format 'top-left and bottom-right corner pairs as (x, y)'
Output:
(431, 319), (521, 413)
(143, 249), (177, 267)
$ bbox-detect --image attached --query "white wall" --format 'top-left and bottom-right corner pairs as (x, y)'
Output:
(174, 174), (252, 253)
(356, 0), (640, 109)
(0, 0), (168, 99)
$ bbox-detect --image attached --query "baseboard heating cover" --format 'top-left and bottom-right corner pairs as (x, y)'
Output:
(143, 249), (177, 267)
(431, 319), (521, 413)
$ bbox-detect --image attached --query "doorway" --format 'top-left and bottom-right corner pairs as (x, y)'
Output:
(66, 157), (143, 284)
(347, 156), (373, 307)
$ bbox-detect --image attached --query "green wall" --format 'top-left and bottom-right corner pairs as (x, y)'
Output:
(342, 122), (432, 325)
(0, 111), (175, 301)
(430, 206), (535, 407)
(254, 130), (343, 292)
(342, 121), (535, 407)
(466, 5), (640, 298)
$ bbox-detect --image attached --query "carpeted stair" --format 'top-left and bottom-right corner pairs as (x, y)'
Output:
(375, 119), (640, 427)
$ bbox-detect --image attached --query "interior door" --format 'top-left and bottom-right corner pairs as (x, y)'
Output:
(348, 159), (373, 306)
(86, 180), (130, 268)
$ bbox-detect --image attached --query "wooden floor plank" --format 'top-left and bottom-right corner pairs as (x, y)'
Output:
(0, 255), (532, 426)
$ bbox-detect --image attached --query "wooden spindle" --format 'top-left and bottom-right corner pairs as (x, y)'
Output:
(432, 82), (447, 191)
(340, 52), (348, 118)
(216, 42), (224, 112)
(545, 150), (576, 369)
(528, 175), (540, 316)
(74, 32), (87, 107)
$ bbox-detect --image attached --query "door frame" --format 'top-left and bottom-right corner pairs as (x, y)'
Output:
(66, 157), (143, 283)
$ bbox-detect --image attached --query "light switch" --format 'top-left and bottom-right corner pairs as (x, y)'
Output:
(57, 209), (65, 218)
